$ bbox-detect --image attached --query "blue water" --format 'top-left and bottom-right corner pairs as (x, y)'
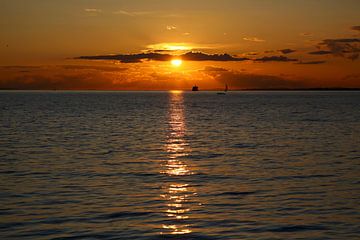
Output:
(0, 91), (360, 239)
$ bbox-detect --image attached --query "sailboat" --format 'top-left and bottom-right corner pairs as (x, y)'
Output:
(217, 84), (228, 95)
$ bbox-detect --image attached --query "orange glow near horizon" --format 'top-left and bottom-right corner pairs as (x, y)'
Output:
(147, 43), (193, 51)
(1, 1), (359, 90)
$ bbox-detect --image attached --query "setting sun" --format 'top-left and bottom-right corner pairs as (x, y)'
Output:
(171, 59), (182, 67)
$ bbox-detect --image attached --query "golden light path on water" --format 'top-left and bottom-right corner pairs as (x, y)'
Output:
(160, 90), (198, 235)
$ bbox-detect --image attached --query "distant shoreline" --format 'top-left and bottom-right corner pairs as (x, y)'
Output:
(234, 88), (360, 91)
(1, 88), (360, 91)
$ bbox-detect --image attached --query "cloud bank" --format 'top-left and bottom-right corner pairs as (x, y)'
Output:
(311, 38), (359, 60)
(254, 55), (298, 62)
(296, 60), (326, 65)
(243, 37), (265, 42)
(202, 67), (306, 89)
(84, 8), (102, 13)
(351, 26), (360, 32)
(1, 64), (358, 90)
(77, 52), (250, 63)
(77, 52), (304, 63)
(309, 50), (333, 55)
(279, 49), (296, 54)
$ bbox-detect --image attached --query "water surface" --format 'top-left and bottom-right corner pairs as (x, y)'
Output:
(1, 91), (360, 239)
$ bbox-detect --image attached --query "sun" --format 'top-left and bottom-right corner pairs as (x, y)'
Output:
(171, 59), (182, 67)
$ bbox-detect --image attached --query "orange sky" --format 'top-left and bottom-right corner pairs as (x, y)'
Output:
(0, 0), (359, 90)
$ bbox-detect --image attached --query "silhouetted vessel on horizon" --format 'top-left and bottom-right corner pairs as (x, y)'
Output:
(192, 85), (199, 91)
(217, 84), (228, 95)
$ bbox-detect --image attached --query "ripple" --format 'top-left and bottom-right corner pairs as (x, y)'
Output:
(1, 91), (359, 239)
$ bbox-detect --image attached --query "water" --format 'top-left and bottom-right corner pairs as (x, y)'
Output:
(0, 91), (360, 239)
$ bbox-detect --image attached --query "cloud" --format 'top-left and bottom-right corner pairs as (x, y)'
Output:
(0, 66), (41, 70)
(0, 73), (108, 90)
(322, 38), (360, 43)
(0, 66), (42, 73)
(113, 10), (152, 16)
(264, 49), (296, 55)
(296, 60), (326, 65)
(244, 52), (259, 56)
(146, 43), (193, 51)
(313, 38), (360, 60)
(279, 49), (296, 54)
(77, 53), (171, 63)
(77, 51), (249, 63)
(254, 55), (298, 62)
(145, 42), (229, 52)
(78, 52), (311, 64)
(0, 64), (206, 90)
(203, 68), (306, 89)
(243, 37), (265, 42)
(166, 26), (177, 30)
(0, 65), (141, 90)
(203, 66), (229, 72)
(84, 8), (102, 13)
(351, 26), (360, 32)
(308, 50), (333, 55)
(1, 63), (357, 90)
(61, 65), (128, 72)
(113, 10), (180, 18)
(181, 52), (249, 61)
(300, 32), (313, 37)
(0, 64), (135, 90)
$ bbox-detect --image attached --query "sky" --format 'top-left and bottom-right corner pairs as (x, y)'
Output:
(0, 0), (359, 90)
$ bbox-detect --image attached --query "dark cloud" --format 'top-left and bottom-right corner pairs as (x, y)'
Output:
(313, 38), (360, 60)
(296, 60), (326, 65)
(0, 65), (128, 74)
(243, 52), (259, 56)
(278, 49), (296, 54)
(181, 52), (249, 61)
(0, 66), (41, 70)
(0, 74), (108, 90)
(351, 26), (360, 31)
(0, 66), (200, 90)
(61, 65), (128, 72)
(203, 68), (306, 89)
(0, 65), (131, 90)
(254, 55), (298, 62)
(77, 52), (170, 63)
(78, 51), (308, 64)
(203, 66), (228, 72)
(77, 51), (249, 63)
(308, 50), (333, 55)
(300, 32), (313, 37)
(324, 38), (359, 43)
(150, 49), (176, 53)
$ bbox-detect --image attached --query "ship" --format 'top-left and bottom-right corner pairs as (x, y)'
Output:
(192, 85), (199, 91)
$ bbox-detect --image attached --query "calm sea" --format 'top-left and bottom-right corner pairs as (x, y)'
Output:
(0, 91), (360, 239)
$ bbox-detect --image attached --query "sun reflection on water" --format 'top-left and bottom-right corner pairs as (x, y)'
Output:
(160, 91), (197, 236)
